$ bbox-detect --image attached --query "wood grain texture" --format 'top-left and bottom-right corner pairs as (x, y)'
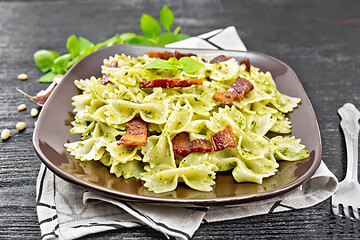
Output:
(0, 0), (360, 239)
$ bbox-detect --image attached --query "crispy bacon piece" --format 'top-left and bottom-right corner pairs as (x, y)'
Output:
(118, 117), (147, 148)
(212, 77), (254, 104)
(104, 60), (118, 68)
(210, 55), (232, 64)
(101, 73), (114, 86)
(240, 58), (251, 72)
(190, 139), (212, 153)
(172, 132), (191, 156)
(140, 77), (203, 88)
(146, 51), (197, 60)
(211, 125), (238, 151)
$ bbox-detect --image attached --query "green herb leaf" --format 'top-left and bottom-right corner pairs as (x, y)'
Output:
(179, 57), (204, 73)
(118, 33), (137, 44)
(144, 59), (176, 70)
(159, 5), (174, 32)
(66, 35), (81, 58)
(37, 71), (57, 83)
(158, 32), (178, 46)
(141, 14), (161, 39)
(52, 54), (70, 74)
(175, 33), (191, 41)
(127, 36), (156, 46)
(78, 37), (94, 55)
(34, 50), (59, 72)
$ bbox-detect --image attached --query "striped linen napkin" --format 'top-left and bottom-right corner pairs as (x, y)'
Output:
(36, 26), (338, 240)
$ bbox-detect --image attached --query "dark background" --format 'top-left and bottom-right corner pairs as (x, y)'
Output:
(0, 0), (359, 239)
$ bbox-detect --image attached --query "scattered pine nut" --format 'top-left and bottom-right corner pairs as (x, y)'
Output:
(17, 103), (26, 111)
(16, 122), (26, 131)
(18, 73), (28, 80)
(34, 121), (37, 126)
(31, 108), (39, 117)
(1, 129), (10, 140)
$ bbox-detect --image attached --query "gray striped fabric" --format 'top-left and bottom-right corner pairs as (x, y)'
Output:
(36, 27), (338, 240)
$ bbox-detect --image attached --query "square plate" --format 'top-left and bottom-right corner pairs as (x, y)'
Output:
(33, 45), (321, 206)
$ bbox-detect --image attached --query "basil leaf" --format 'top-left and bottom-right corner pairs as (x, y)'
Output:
(158, 32), (178, 46)
(179, 57), (204, 73)
(37, 71), (57, 83)
(118, 33), (137, 44)
(33, 50), (59, 72)
(141, 14), (161, 39)
(144, 59), (176, 70)
(159, 5), (174, 32)
(66, 35), (80, 58)
(52, 54), (70, 74)
(127, 36), (156, 46)
(78, 37), (94, 55)
(176, 33), (191, 41)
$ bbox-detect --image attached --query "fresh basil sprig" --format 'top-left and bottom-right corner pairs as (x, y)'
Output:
(33, 6), (190, 83)
(145, 57), (204, 73)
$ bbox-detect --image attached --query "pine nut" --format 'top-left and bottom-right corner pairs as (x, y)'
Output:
(1, 129), (10, 140)
(31, 108), (39, 117)
(18, 73), (28, 80)
(16, 122), (26, 131)
(17, 104), (26, 111)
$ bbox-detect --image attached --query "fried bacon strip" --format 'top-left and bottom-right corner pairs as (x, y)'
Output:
(172, 132), (191, 156)
(240, 57), (251, 72)
(212, 77), (254, 104)
(140, 77), (204, 88)
(190, 139), (212, 153)
(101, 73), (114, 85)
(146, 51), (197, 60)
(172, 133), (213, 156)
(211, 125), (238, 151)
(104, 60), (118, 68)
(118, 117), (147, 148)
(210, 55), (231, 64)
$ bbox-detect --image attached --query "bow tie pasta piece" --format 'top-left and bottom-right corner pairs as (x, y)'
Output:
(243, 113), (276, 136)
(141, 164), (216, 193)
(105, 90), (170, 125)
(270, 90), (301, 113)
(232, 88), (274, 114)
(110, 160), (144, 179)
(237, 132), (271, 160)
(211, 147), (278, 184)
(70, 119), (95, 136)
(169, 94), (215, 116)
(106, 142), (141, 165)
(231, 157), (278, 184)
(65, 138), (105, 161)
(91, 122), (124, 146)
(141, 135), (176, 168)
(74, 78), (92, 92)
(199, 57), (239, 82)
(72, 94), (93, 113)
(251, 101), (278, 115)
(162, 102), (193, 136)
(270, 136), (309, 161)
(269, 111), (292, 134)
(179, 153), (219, 172)
(206, 105), (246, 135)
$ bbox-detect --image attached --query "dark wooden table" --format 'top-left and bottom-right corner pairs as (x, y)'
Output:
(1, 0), (360, 239)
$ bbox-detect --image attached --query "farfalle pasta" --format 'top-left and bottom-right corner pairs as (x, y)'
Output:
(65, 52), (309, 193)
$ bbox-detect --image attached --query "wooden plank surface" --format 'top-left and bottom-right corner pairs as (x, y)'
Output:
(0, 0), (359, 239)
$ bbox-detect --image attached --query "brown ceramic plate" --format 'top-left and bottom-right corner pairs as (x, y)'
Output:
(33, 45), (321, 206)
